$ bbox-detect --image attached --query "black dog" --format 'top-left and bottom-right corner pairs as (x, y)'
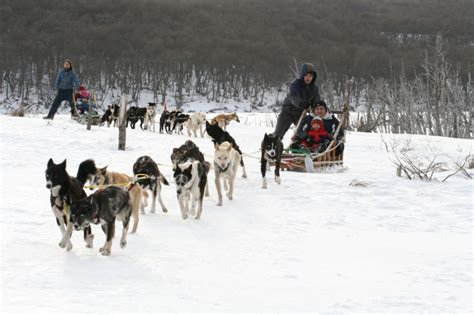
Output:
(171, 113), (190, 134)
(166, 110), (181, 133)
(260, 133), (283, 189)
(68, 186), (132, 256)
(160, 110), (182, 134)
(159, 110), (170, 134)
(45, 158), (93, 250)
(205, 121), (247, 178)
(127, 106), (147, 129)
(133, 156), (169, 213)
(170, 140), (207, 170)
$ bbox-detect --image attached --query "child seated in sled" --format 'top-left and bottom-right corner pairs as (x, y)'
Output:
(74, 85), (91, 114)
(293, 117), (332, 153)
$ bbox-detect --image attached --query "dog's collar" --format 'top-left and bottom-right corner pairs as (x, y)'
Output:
(264, 150), (277, 161)
(127, 182), (136, 191)
(216, 163), (230, 173)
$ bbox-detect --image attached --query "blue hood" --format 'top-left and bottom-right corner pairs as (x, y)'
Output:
(299, 63), (317, 85)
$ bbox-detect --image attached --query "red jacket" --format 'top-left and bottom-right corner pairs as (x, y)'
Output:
(75, 86), (89, 100)
(301, 120), (330, 148)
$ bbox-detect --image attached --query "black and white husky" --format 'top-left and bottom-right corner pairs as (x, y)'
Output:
(66, 186), (132, 256)
(45, 158), (93, 250)
(133, 155), (169, 213)
(173, 160), (207, 220)
(171, 112), (190, 134)
(260, 133), (283, 189)
(171, 140), (211, 196)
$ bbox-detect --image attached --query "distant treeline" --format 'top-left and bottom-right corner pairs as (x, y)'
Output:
(1, 0), (473, 110)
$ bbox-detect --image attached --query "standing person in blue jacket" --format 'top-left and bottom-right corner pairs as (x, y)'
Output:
(43, 59), (80, 119)
(272, 63), (321, 140)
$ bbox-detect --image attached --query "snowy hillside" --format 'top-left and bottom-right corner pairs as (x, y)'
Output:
(0, 114), (472, 313)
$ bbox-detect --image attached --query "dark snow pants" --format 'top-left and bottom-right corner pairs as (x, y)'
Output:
(273, 106), (304, 139)
(46, 89), (74, 118)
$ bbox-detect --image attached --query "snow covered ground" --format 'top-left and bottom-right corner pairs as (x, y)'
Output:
(0, 114), (472, 313)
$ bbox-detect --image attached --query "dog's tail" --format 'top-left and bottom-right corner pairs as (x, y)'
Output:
(160, 174), (169, 186)
(76, 159), (96, 187)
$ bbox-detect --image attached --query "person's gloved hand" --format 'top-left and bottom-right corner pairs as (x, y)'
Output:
(301, 101), (310, 109)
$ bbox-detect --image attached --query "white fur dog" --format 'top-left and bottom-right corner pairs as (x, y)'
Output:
(144, 104), (156, 132)
(213, 141), (241, 206)
(174, 160), (207, 220)
(185, 112), (207, 137)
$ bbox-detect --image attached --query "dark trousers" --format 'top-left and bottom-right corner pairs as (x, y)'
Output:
(273, 107), (304, 139)
(47, 89), (74, 118)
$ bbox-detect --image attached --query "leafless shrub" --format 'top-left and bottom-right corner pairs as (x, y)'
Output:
(9, 103), (26, 117)
(381, 136), (472, 182)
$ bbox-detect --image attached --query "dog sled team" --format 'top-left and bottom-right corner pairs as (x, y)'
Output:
(44, 60), (344, 255)
(45, 138), (245, 255)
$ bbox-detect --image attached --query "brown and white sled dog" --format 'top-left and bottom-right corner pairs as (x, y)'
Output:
(76, 159), (148, 234)
(45, 158), (94, 251)
(210, 112), (240, 130)
(143, 103), (156, 132)
(173, 160), (207, 219)
(213, 141), (241, 206)
(185, 112), (207, 137)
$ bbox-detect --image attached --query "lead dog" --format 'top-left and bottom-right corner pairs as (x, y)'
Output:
(45, 158), (93, 251)
(133, 156), (169, 213)
(67, 186), (132, 256)
(210, 113), (240, 130)
(213, 141), (241, 206)
(185, 112), (207, 137)
(76, 159), (148, 234)
(174, 160), (207, 219)
(260, 133), (283, 189)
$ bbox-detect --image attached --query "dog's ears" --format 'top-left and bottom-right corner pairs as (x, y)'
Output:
(100, 166), (107, 174)
(214, 143), (219, 150)
(60, 159), (67, 169)
(227, 143), (233, 151)
(264, 133), (268, 139)
(47, 158), (54, 167)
